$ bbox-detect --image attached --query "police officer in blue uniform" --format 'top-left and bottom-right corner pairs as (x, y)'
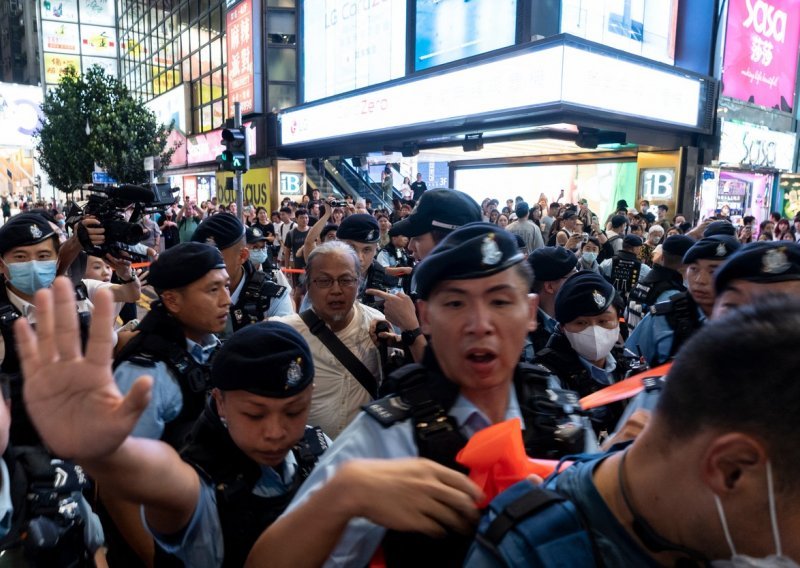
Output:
(712, 241), (800, 317)
(533, 271), (635, 437)
(467, 296), (800, 567)
(625, 234), (694, 332)
(191, 213), (293, 338)
(109, 242), (232, 565)
(245, 222), (589, 568)
(525, 246), (579, 359)
(16, 281), (328, 568)
(626, 234), (741, 366)
(335, 213), (397, 310)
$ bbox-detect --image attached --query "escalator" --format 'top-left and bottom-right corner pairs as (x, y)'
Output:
(305, 158), (399, 210)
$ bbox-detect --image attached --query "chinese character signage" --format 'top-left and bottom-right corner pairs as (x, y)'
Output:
(40, 0), (117, 87)
(226, 0), (262, 117)
(721, 0), (800, 113)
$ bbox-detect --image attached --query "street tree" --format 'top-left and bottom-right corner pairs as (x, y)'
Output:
(35, 65), (178, 192)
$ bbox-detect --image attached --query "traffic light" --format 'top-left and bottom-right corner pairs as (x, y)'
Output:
(217, 127), (249, 172)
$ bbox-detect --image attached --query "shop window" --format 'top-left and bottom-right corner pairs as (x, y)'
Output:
(268, 84), (296, 111)
(267, 48), (295, 82)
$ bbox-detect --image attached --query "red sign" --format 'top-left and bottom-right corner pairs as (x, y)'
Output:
(226, 0), (255, 117)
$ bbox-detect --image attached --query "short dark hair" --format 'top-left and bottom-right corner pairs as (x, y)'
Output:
(656, 295), (800, 494)
(658, 204), (668, 212)
(296, 208), (309, 217)
(280, 206), (292, 214)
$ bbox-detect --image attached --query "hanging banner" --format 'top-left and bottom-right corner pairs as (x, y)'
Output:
(721, 0), (800, 113)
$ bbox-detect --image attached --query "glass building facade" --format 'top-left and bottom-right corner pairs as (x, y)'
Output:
(117, 0), (227, 134)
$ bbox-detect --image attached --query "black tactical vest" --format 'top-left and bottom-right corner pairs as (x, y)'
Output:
(153, 402), (327, 568)
(625, 264), (686, 332)
(113, 302), (213, 449)
(228, 261), (286, 334)
(609, 250), (642, 303)
(364, 352), (585, 567)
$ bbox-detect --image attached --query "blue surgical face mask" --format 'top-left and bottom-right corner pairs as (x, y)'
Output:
(582, 252), (598, 264)
(7, 260), (58, 295)
(250, 249), (269, 265)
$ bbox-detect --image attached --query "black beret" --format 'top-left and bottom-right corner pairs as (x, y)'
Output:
(191, 213), (245, 250)
(337, 214), (380, 243)
(246, 226), (268, 244)
(714, 242), (800, 293)
(211, 321), (314, 397)
(389, 189), (481, 237)
(683, 235), (741, 264)
(528, 246), (578, 282)
(703, 220), (737, 237)
(414, 223), (524, 300)
(0, 213), (56, 255)
(623, 234), (643, 247)
(554, 271), (616, 324)
(149, 242), (226, 291)
(661, 235), (695, 257)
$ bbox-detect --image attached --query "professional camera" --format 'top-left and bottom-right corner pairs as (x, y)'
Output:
(66, 183), (177, 261)
(329, 200), (347, 208)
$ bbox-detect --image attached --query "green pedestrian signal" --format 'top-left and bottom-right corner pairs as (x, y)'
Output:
(217, 127), (249, 172)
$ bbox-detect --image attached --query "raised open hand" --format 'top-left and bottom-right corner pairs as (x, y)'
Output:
(16, 277), (152, 461)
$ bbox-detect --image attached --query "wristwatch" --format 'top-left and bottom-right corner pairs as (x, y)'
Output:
(401, 327), (422, 346)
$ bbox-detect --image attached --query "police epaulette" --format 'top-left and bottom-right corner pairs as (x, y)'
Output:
(651, 291), (691, 315)
(362, 394), (411, 428)
(125, 353), (158, 367)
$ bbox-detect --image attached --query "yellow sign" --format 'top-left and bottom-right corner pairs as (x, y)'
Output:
(215, 167), (270, 211)
(44, 53), (80, 84)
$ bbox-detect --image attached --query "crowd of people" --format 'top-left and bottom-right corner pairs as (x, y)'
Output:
(0, 180), (798, 567)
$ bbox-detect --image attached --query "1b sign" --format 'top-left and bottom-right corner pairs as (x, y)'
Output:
(280, 172), (304, 195)
(641, 168), (675, 200)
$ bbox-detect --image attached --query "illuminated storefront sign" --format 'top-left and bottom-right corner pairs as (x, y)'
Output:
(721, 0), (800, 113)
(718, 119), (797, 171)
(280, 42), (708, 146)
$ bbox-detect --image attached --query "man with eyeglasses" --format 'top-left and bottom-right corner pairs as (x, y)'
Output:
(271, 240), (386, 439)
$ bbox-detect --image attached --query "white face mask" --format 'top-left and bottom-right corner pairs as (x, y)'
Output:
(582, 252), (598, 264)
(563, 324), (618, 362)
(711, 462), (799, 568)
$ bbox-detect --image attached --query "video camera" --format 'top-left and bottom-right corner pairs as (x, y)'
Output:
(66, 183), (177, 261)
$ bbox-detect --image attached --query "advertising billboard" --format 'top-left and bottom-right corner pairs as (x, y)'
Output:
(302, 0), (406, 102)
(415, 0), (517, 71)
(0, 83), (44, 148)
(721, 0), (800, 113)
(40, 0), (118, 87)
(560, 0), (678, 65)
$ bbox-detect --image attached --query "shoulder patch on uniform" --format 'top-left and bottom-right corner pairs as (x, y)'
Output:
(362, 395), (411, 428)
